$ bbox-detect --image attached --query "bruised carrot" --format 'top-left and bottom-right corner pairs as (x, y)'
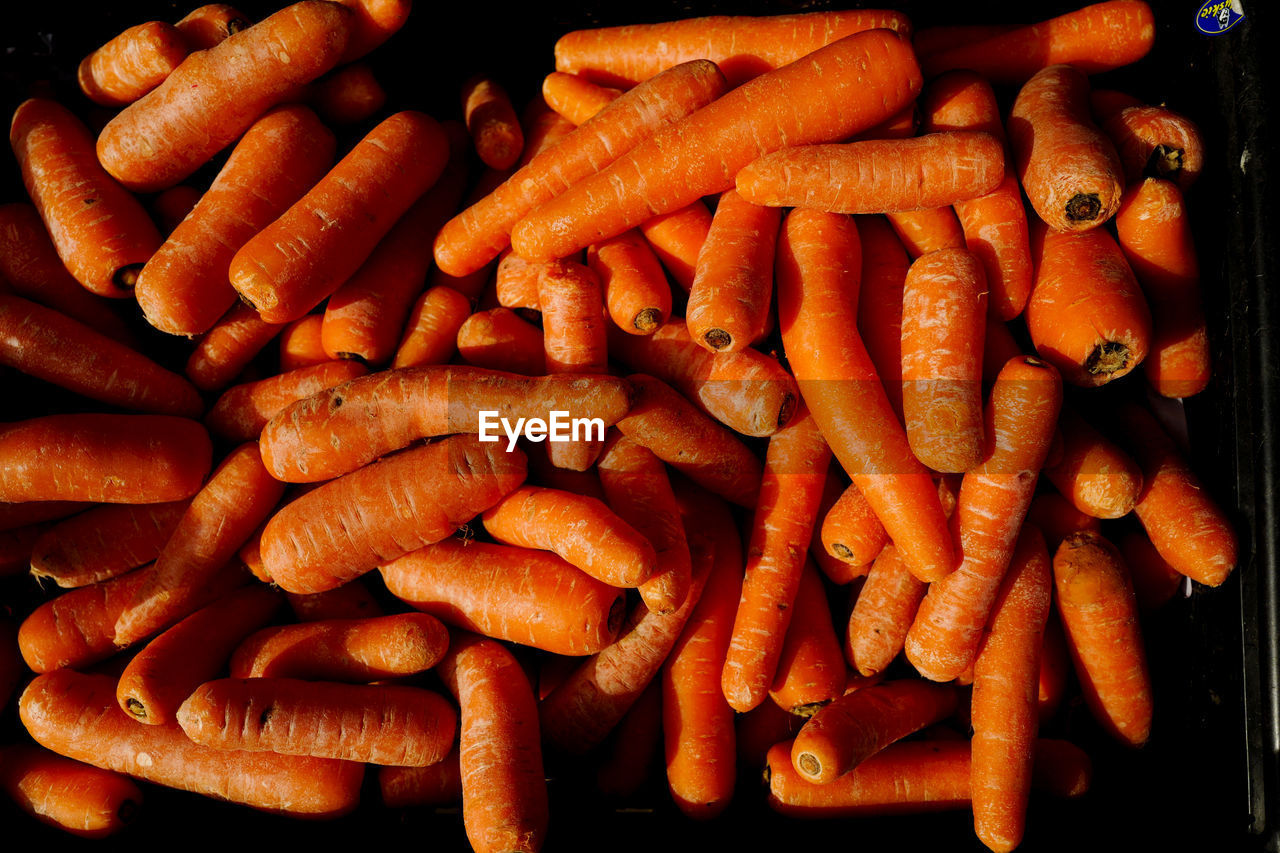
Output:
(10, 98), (161, 297)
(0, 414), (211, 504)
(538, 260), (608, 470)
(277, 314), (327, 372)
(174, 4), (250, 50)
(463, 75), (524, 170)
(206, 360), (369, 442)
(456, 308), (545, 375)
(847, 543), (926, 677)
(115, 585), (282, 725)
(137, 104), (335, 336)
(597, 679), (663, 799)
(379, 744), (462, 808)
(542, 72), (620, 125)
(1026, 491), (1102, 549)
(1119, 530), (1184, 610)
(554, 10), (912, 88)
(1043, 407), (1143, 519)
(185, 303), (282, 392)
(311, 63), (386, 125)
(769, 561), (846, 715)
(77, 21), (189, 107)
(854, 215), (910, 421)
(885, 208), (966, 259)
(380, 540), (624, 656)
(0, 745), (143, 839)
(30, 501), (187, 589)
(331, 0), (411, 63)
(1103, 106), (1204, 190)
(96, 1), (353, 192)
(638, 201), (713, 291)
(589, 230), (672, 335)
(286, 579), (382, 622)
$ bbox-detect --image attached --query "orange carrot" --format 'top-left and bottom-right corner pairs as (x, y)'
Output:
(542, 72), (620, 125)
(116, 585), (283, 725)
(851, 104), (919, 142)
(1052, 531), (1152, 747)
(388, 286), (472, 369)
(1026, 491), (1102, 550)
(1103, 105), (1204, 190)
(920, 1), (1155, 84)
(30, 500), (188, 589)
(512, 30), (922, 263)
(589, 229), (672, 335)
(1119, 530), (1185, 610)
(379, 744), (462, 808)
(206, 360), (369, 442)
(137, 104), (335, 336)
(494, 249), (546, 310)
(885, 207), (966, 259)
(185, 302), (282, 392)
(277, 313), (327, 372)
(597, 679), (663, 799)
(311, 63), (387, 125)
(151, 184), (201, 235)
(638, 201), (713, 291)
(0, 414), (211, 504)
(381, 540), (624, 656)
(769, 560), (847, 715)
(554, 10), (912, 88)
(1043, 407), (1143, 519)
(778, 207), (952, 583)
(174, 4), (251, 50)
(232, 612), (447, 682)
(96, 1), (353, 192)
(846, 543), (927, 677)
(463, 75), (524, 170)
(538, 260), (608, 470)
(854, 214), (910, 421)
(78, 21), (189, 107)
(10, 98), (162, 298)
(905, 357), (1062, 682)
(330, 0), (410, 62)
(456, 308), (546, 375)
(0, 744), (143, 839)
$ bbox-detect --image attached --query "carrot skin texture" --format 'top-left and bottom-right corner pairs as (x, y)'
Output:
(96, 1), (353, 192)
(847, 543), (927, 677)
(175, 4), (251, 50)
(854, 214), (910, 421)
(885, 207), (966, 259)
(1043, 407), (1143, 519)
(1103, 105), (1204, 190)
(206, 360), (369, 442)
(538, 261), (609, 470)
(32, 502), (188, 588)
(639, 201), (713, 291)
(768, 560), (847, 714)
(542, 72), (620, 125)
(231, 612), (447, 680)
(330, 0), (411, 63)
(456, 308), (546, 375)
(10, 98), (162, 298)
(278, 314), (328, 372)
(185, 303), (282, 392)
(589, 229), (672, 335)
(77, 21), (189, 107)
(0, 744), (144, 839)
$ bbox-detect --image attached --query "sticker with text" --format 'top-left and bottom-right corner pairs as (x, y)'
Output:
(1196, 0), (1245, 35)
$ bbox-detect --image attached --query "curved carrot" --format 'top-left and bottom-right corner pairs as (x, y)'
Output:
(232, 612), (445, 681)
(277, 313), (329, 372)
(185, 303), (282, 392)
(311, 63), (386, 125)
(846, 543), (927, 677)
(885, 207), (966, 259)
(30, 500), (188, 589)
(854, 214), (910, 422)
(638, 201), (713, 291)
(1026, 491), (1102, 550)
(206, 360), (369, 442)
(1043, 407), (1143, 519)
(1103, 105), (1204, 190)
(388, 285), (471, 369)
(768, 560), (847, 715)
(77, 21), (189, 107)
(456, 308), (545, 375)
(175, 4), (250, 50)
(538, 260), (608, 470)
(0, 745), (143, 839)
(589, 229), (672, 335)
(542, 72), (620, 125)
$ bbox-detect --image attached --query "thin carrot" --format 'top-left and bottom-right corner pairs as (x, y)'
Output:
(456, 308), (546, 375)
(174, 4), (251, 50)
(1119, 530), (1184, 610)
(206, 360), (369, 442)
(1052, 531), (1152, 747)
(380, 540), (624, 656)
(846, 543), (927, 677)
(185, 302), (283, 392)
(151, 184), (201, 235)
(1103, 105), (1204, 190)
(912, 24), (1019, 58)
(538, 260), (608, 470)
(638, 201), (713, 291)
(597, 679), (663, 799)
(512, 30), (922, 263)
(589, 229), (672, 335)
(885, 208), (966, 259)
(77, 21), (189, 107)
(854, 214), (910, 422)
(769, 560), (847, 715)
(30, 500), (188, 589)
(311, 63), (387, 125)
(10, 98), (162, 297)
(277, 313), (327, 372)
(542, 72), (620, 125)
(0, 745), (144, 839)
(463, 75), (524, 170)
(1043, 407), (1143, 519)
(1026, 491), (1102, 550)
(96, 1), (353, 192)
(379, 744), (462, 808)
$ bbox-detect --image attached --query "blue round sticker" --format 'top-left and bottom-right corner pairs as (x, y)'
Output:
(1196, 0), (1245, 35)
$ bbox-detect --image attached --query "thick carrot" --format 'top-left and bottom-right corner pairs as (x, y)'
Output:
(538, 260), (608, 470)
(885, 207), (966, 259)
(900, 248), (988, 473)
(185, 303), (282, 392)
(30, 500), (188, 589)
(1103, 105), (1204, 190)
(434, 60), (728, 278)
(554, 10), (912, 88)
(311, 63), (386, 125)
(232, 613), (446, 681)
(1119, 530), (1185, 610)
(920, 1), (1155, 84)
(10, 98), (162, 298)
(542, 72), (620, 125)
(96, 1), (353, 192)
(1026, 491), (1102, 549)
(258, 366), (630, 483)
(769, 560), (847, 715)
(1010, 65), (1125, 232)
(854, 215), (910, 421)
(262, 435), (526, 594)
(136, 104), (335, 336)
(1115, 177), (1209, 398)
(972, 525), (1052, 853)
(905, 357), (1062, 682)
(456, 308), (546, 375)
(1052, 531), (1152, 747)
(277, 313), (329, 372)
(116, 585), (282, 725)
(206, 360), (369, 442)
(463, 75), (524, 170)
(737, 132), (1005, 215)
(381, 540), (624, 656)
(379, 744), (462, 808)
(638, 201), (713, 290)
(1043, 407), (1143, 519)
(846, 543), (927, 677)
(175, 4), (250, 50)
(0, 294), (203, 417)
(178, 677), (455, 766)
(77, 21), (189, 107)
(511, 29), (922, 263)
(597, 679), (663, 799)
(230, 111), (450, 324)
(437, 632), (548, 853)
(0, 745), (144, 839)
(777, 207), (953, 583)
(589, 229), (672, 335)
(0, 414), (211, 504)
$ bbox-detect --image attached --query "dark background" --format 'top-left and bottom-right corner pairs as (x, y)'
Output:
(1, 1), (1276, 850)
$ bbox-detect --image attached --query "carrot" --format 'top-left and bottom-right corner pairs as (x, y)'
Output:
(736, 132), (1005, 215)
(385, 287), (470, 369)
(597, 433), (692, 613)
(206, 360), (369, 442)
(0, 294), (203, 417)
(538, 260), (609, 470)
(456, 308), (546, 375)
(287, 578), (382, 623)
(1115, 177), (1209, 398)
(494, 250), (546, 310)
(1043, 407), (1143, 519)
(311, 63), (387, 125)
(1102, 105), (1204, 190)
(1118, 530), (1184, 610)
(0, 414), (211, 504)
(116, 585), (283, 725)
(615, 374), (763, 508)
(554, 10), (912, 88)
(597, 679), (663, 799)
(258, 366), (630, 483)
(178, 677), (456, 766)
(96, 1), (353, 192)
(175, 4), (251, 50)
(77, 21), (189, 107)
(231, 111), (450, 324)
(30, 500), (188, 588)
(434, 60), (728, 278)
(920, 1), (1156, 84)
(638, 201), (713, 291)
(542, 72), (620, 125)
(769, 560), (847, 715)
(379, 744), (462, 808)
(900, 248), (988, 473)
(854, 215), (910, 421)
(972, 525), (1052, 853)
(380, 540), (624, 656)
(846, 543), (927, 677)
(511, 30), (922, 263)
(778, 207), (953, 583)
(330, 0), (411, 63)
(913, 24), (1019, 58)
(1010, 65), (1125, 232)
(136, 104), (335, 336)
(185, 303), (283, 392)
(791, 680), (958, 784)
(277, 313), (327, 372)
(151, 184), (201, 234)
(663, 481), (741, 818)
(1115, 402), (1237, 587)
(885, 208), (966, 259)
(10, 98), (162, 298)
(0, 745), (143, 839)
(606, 317), (798, 437)
(589, 229), (672, 335)
(437, 632), (548, 853)
(905, 357), (1062, 683)
(262, 434), (526, 594)
(1052, 531), (1152, 747)
(462, 75), (524, 170)
(1026, 491), (1102, 550)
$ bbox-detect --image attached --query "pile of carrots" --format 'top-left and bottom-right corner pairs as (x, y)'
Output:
(0, 1), (1241, 850)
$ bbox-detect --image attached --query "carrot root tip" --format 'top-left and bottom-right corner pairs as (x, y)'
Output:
(1065, 193), (1102, 222)
(227, 17), (250, 36)
(704, 328), (732, 350)
(124, 697), (148, 720)
(797, 752), (822, 778)
(832, 543), (854, 560)
(632, 308), (661, 332)
(1084, 341), (1131, 376)
(1147, 145), (1184, 179)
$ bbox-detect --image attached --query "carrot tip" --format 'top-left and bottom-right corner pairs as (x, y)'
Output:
(336, 352), (371, 367)
(113, 264), (144, 289)
(704, 328), (732, 350)
(1084, 341), (1131, 376)
(1064, 193), (1102, 222)
(227, 17), (250, 36)
(832, 543), (854, 560)
(1147, 144), (1184, 179)
(797, 752), (822, 778)
(632, 307), (661, 332)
